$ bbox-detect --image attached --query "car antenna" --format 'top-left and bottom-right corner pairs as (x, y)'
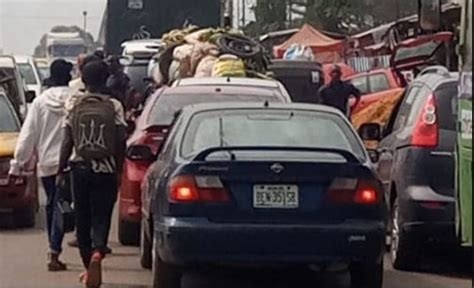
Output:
(264, 100), (270, 108)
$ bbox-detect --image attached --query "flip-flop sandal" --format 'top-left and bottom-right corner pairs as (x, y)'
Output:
(86, 256), (102, 288)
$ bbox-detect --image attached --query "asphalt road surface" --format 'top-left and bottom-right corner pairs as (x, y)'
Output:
(0, 204), (471, 288)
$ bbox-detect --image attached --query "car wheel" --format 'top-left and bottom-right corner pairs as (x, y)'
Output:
(390, 199), (420, 271)
(14, 203), (36, 228)
(350, 261), (383, 288)
(140, 218), (152, 269)
(152, 234), (181, 288)
(118, 219), (140, 246)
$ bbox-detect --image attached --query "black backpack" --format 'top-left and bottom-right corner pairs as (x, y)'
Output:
(71, 94), (116, 160)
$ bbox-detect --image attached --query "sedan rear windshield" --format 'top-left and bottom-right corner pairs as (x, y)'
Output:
(148, 94), (280, 126)
(0, 95), (20, 132)
(181, 109), (366, 161)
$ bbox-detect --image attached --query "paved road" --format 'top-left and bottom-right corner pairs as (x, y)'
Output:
(0, 206), (471, 288)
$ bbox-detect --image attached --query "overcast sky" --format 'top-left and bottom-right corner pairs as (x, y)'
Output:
(0, 0), (107, 55)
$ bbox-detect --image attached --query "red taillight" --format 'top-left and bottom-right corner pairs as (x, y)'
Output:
(412, 94), (439, 148)
(420, 201), (446, 210)
(328, 178), (380, 205)
(169, 175), (230, 203)
(169, 176), (200, 202)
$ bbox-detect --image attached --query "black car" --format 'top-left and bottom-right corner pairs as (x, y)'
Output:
(364, 66), (458, 271)
(141, 102), (387, 288)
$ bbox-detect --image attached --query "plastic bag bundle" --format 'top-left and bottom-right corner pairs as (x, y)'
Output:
(283, 44), (315, 61)
(212, 54), (246, 78)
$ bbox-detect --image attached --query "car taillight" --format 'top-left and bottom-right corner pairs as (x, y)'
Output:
(169, 175), (230, 203)
(327, 178), (380, 205)
(412, 94), (439, 148)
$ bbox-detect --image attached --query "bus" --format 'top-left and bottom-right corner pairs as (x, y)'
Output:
(456, 0), (472, 247)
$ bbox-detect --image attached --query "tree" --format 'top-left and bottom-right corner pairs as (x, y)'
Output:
(247, 0), (288, 35)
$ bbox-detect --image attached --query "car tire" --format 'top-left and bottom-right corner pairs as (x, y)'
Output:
(140, 218), (153, 270)
(350, 261), (383, 288)
(14, 203), (36, 228)
(390, 199), (420, 271)
(152, 235), (181, 288)
(118, 219), (140, 246)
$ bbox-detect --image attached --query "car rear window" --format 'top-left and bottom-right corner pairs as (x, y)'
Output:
(435, 84), (457, 130)
(181, 109), (366, 161)
(148, 94), (281, 126)
(0, 96), (20, 132)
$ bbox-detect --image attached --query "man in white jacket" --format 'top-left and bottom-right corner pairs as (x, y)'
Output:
(9, 59), (73, 271)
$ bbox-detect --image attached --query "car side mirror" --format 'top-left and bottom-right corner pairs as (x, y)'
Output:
(126, 145), (155, 162)
(25, 90), (36, 103)
(367, 149), (380, 163)
(358, 123), (382, 141)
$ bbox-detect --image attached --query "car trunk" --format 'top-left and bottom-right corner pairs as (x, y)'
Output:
(169, 153), (382, 224)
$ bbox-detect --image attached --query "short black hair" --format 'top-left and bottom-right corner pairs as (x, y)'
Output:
(79, 54), (102, 72)
(49, 59), (73, 86)
(81, 60), (110, 89)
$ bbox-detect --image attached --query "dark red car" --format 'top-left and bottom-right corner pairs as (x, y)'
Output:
(118, 80), (292, 245)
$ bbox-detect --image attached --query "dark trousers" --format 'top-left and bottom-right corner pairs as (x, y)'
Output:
(41, 176), (65, 254)
(71, 164), (117, 268)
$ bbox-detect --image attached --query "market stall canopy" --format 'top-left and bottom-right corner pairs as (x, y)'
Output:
(273, 24), (345, 63)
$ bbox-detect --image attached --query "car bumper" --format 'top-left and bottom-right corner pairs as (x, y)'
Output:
(155, 217), (386, 266)
(400, 186), (456, 242)
(119, 180), (142, 223)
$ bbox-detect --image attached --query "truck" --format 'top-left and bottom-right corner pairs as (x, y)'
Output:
(45, 32), (87, 63)
(101, 0), (223, 55)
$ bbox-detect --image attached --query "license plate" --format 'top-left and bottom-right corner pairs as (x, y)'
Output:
(253, 185), (299, 209)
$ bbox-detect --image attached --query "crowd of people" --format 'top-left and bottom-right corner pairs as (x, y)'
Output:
(8, 53), (130, 288)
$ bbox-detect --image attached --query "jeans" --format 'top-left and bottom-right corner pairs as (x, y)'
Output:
(71, 163), (117, 268)
(41, 176), (65, 255)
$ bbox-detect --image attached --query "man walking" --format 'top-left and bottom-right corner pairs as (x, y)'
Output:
(58, 60), (126, 288)
(319, 65), (362, 117)
(9, 59), (73, 271)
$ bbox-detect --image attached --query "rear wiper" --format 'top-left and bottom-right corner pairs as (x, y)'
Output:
(219, 117), (236, 161)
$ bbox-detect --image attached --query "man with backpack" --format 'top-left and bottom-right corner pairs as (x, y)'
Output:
(9, 59), (73, 271)
(58, 60), (127, 288)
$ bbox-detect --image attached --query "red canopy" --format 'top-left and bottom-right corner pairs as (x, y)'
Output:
(274, 24), (345, 63)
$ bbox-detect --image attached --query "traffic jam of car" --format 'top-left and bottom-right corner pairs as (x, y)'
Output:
(0, 1), (471, 288)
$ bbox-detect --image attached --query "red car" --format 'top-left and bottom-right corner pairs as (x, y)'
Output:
(118, 79), (292, 245)
(347, 32), (453, 115)
(0, 93), (37, 228)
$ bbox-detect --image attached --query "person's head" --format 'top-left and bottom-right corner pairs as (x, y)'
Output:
(106, 55), (122, 74)
(81, 60), (110, 93)
(78, 53), (102, 74)
(330, 65), (343, 82)
(48, 59), (73, 87)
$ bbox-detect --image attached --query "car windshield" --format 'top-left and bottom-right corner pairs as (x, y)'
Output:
(50, 45), (86, 58)
(17, 63), (37, 85)
(0, 95), (20, 132)
(148, 94), (280, 127)
(38, 66), (50, 81)
(181, 109), (365, 161)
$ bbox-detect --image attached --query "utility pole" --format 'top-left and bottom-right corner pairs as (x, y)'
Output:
(228, 0), (234, 28)
(236, 0), (241, 28)
(83, 11), (88, 33)
(242, 0), (246, 28)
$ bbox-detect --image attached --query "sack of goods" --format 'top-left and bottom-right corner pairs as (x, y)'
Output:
(212, 54), (246, 77)
(156, 26), (270, 85)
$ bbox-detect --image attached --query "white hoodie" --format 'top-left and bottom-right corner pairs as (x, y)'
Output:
(9, 87), (70, 177)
